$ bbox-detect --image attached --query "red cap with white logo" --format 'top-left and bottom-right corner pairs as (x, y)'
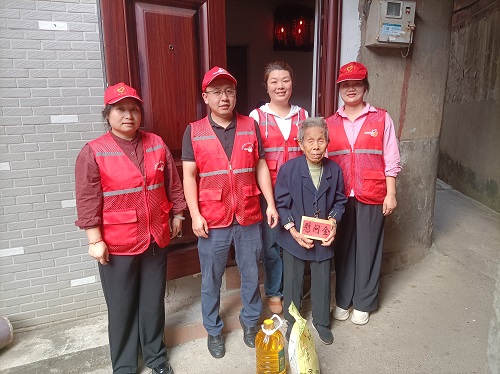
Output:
(201, 67), (237, 92)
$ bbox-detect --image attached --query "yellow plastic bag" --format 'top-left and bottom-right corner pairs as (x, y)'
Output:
(288, 302), (320, 374)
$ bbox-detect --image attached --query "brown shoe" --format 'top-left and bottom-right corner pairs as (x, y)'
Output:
(267, 297), (283, 314)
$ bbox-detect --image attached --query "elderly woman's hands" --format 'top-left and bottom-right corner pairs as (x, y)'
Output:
(289, 227), (314, 249)
(320, 218), (337, 246)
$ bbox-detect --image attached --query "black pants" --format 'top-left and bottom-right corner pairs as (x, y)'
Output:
(334, 197), (385, 312)
(99, 243), (167, 374)
(283, 250), (331, 327)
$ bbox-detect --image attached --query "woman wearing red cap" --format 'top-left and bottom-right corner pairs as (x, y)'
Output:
(75, 83), (186, 374)
(248, 61), (309, 315)
(326, 62), (401, 325)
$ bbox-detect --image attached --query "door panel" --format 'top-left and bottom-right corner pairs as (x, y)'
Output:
(135, 3), (200, 155)
(100, 0), (226, 280)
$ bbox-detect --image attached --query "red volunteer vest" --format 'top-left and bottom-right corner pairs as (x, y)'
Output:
(256, 108), (306, 186)
(326, 109), (387, 204)
(191, 114), (262, 228)
(89, 131), (173, 255)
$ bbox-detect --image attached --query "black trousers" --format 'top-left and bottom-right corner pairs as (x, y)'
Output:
(99, 243), (167, 374)
(334, 197), (385, 312)
(283, 250), (331, 327)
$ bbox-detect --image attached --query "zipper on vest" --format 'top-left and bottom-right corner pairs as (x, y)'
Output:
(228, 161), (237, 218)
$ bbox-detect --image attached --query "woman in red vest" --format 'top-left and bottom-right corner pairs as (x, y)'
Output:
(326, 62), (401, 325)
(75, 83), (186, 374)
(249, 61), (309, 314)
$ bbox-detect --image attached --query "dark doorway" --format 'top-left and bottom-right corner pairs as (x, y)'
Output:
(227, 45), (250, 114)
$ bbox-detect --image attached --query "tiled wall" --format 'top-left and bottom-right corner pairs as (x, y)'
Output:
(0, 0), (107, 330)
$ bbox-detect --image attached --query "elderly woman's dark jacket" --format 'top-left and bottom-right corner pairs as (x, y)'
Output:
(275, 155), (347, 261)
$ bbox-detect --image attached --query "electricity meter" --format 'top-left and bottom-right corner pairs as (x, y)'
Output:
(365, 0), (416, 48)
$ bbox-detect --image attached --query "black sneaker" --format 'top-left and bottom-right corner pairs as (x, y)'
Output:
(207, 334), (225, 358)
(312, 323), (333, 345)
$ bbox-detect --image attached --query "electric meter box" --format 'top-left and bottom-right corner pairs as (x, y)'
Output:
(365, 0), (416, 48)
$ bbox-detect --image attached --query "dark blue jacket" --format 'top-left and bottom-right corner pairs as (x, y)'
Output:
(275, 155), (347, 261)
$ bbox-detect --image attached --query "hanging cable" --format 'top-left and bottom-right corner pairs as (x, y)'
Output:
(401, 23), (416, 58)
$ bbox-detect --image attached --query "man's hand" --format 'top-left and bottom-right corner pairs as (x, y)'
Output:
(191, 214), (209, 238)
(266, 205), (279, 229)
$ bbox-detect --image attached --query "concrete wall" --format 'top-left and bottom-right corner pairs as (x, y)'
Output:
(439, 0), (500, 213)
(0, 0), (106, 330)
(355, 0), (455, 272)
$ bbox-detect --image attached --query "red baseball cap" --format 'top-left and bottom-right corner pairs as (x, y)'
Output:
(201, 67), (237, 92)
(104, 82), (144, 105)
(336, 62), (368, 83)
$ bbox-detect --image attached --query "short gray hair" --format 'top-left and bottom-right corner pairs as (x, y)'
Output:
(297, 117), (329, 143)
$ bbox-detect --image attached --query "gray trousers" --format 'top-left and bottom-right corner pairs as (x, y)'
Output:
(283, 250), (331, 327)
(334, 197), (385, 312)
(99, 243), (167, 374)
(197, 222), (263, 335)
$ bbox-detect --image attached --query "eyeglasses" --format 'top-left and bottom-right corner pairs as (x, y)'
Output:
(205, 89), (237, 97)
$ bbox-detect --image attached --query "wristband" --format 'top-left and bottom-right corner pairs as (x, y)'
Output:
(173, 215), (185, 220)
(89, 239), (103, 246)
(284, 222), (295, 231)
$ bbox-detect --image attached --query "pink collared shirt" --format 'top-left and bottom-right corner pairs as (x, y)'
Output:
(336, 103), (401, 177)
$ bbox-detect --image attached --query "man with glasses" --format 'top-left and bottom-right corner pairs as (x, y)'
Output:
(182, 67), (279, 358)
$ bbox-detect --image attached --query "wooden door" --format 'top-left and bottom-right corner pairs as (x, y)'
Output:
(100, 0), (226, 280)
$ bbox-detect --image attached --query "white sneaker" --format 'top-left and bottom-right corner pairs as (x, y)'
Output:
(351, 309), (369, 325)
(333, 306), (350, 321)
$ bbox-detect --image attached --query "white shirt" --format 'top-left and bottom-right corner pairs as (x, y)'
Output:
(249, 103), (309, 140)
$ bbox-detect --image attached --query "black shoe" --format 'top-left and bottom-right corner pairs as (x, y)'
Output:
(152, 361), (173, 374)
(312, 323), (333, 345)
(285, 322), (293, 341)
(207, 334), (225, 358)
(239, 315), (258, 348)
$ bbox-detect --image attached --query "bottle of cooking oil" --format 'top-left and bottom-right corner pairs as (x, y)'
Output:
(255, 315), (286, 374)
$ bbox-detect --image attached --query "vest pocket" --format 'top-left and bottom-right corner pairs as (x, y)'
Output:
(102, 209), (138, 245)
(362, 169), (386, 201)
(242, 184), (261, 218)
(199, 188), (223, 219)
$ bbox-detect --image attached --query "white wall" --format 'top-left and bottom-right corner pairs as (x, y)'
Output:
(340, 1), (362, 65)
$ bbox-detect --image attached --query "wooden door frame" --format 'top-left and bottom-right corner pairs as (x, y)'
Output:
(99, 0), (226, 89)
(316, 0), (342, 117)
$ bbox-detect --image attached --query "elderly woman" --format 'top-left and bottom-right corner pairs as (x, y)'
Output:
(274, 117), (347, 345)
(75, 82), (186, 374)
